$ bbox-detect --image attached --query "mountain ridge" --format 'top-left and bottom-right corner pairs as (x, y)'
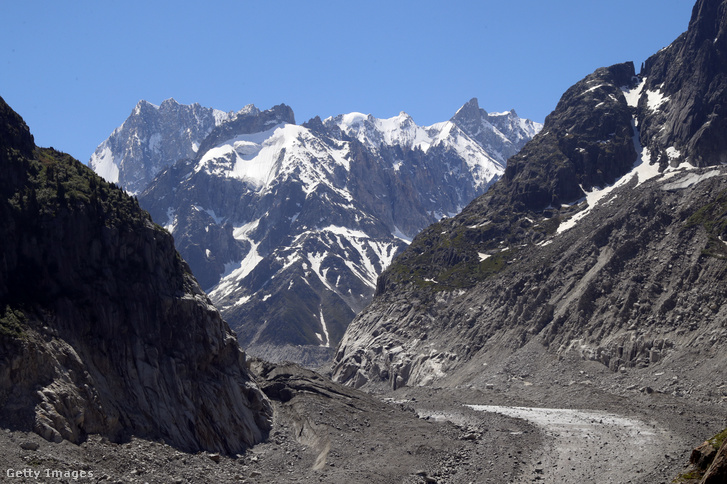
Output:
(92, 99), (541, 365)
(332, 0), (727, 391)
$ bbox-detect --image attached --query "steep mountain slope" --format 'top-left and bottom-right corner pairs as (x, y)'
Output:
(106, 100), (541, 365)
(89, 98), (237, 194)
(332, 0), (727, 391)
(0, 96), (271, 453)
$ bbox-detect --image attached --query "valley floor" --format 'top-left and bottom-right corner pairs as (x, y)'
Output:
(1, 355), (724, 483)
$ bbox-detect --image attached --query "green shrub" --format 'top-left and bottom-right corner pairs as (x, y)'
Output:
(0, 305), (26, 338)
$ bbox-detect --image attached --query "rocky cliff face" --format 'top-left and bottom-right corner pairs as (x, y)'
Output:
(639, 0), (727, 168)
(0, 96), (272, 453)
(121, 101), (540, 365)
(332, 0), (727, 391)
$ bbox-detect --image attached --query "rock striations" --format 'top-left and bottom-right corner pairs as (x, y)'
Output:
(91, 98), (540, 365)
(332, 0), (727, 391)
(0, 96), (272, 454)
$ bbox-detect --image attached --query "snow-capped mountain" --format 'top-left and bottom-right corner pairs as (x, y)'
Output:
(89, 98), (241, 194)
(322, 99), (539, 190)
(91, 99), (541, 365)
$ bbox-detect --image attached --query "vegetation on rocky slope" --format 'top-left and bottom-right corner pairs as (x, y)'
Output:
(684, 188), (727, 258)
(0, 306), (25, 339)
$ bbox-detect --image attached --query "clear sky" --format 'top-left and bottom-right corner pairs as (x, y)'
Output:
(2, 1), (694, 163)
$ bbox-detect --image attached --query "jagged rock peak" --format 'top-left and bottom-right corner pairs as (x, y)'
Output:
(450, 97), (543, 164)
(639, 0), (727, 167)
(89, 99), (239, 193)
(159, 97), (181, 108)
(452, 97), (485, 121)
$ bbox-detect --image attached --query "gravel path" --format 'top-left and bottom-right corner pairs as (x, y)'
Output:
(467, 405), (673, 483)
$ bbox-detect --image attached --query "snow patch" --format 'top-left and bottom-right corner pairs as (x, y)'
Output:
(392, 225), (412, 243)
(646, 89), (669, 111)
(662, 170), (722, 190)
(621, 78), (646, 108)
(319, 309), (331, 347)
(90, 145), (119, 183)
(665, 147), (681, 162)
(233, 295), (251, 308)
(308, 251), (336, 293)
(208, 219), (263, 300)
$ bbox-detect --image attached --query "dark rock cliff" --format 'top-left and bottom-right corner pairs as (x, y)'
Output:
(639, 0), (727, 167)
(0, 96), (272, 453)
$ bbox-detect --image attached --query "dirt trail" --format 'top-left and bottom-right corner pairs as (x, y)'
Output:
(468, 405), (674, 483)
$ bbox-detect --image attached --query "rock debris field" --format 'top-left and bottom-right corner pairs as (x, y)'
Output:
(1, 358), (725, 483)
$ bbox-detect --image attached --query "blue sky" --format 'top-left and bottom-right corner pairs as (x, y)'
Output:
(2, 1), (694, 162)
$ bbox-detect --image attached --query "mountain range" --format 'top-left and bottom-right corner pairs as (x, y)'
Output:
(2, 0), (727, 481)
(90, 98), (541, 364)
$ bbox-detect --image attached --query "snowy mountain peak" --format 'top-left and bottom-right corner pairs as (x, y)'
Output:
(194, 122), (352, 191)
(133, 99), (159, 115)
(323, 111), (425, 152)
(450, 98), (543, 163)
(89, 99), (236, 193)
(234, 103), (261, 118)
(159, 97), (180, 108)
(321, 104), (541, 174)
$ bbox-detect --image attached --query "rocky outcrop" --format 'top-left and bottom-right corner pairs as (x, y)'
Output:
(0, 96), (272, 453)
(332, 0), (727, 390)
(701, 441), (727, 483)
(369, 62), (641, 297)
(494, 62), (638, 211)
(675, 429), (727, 483)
